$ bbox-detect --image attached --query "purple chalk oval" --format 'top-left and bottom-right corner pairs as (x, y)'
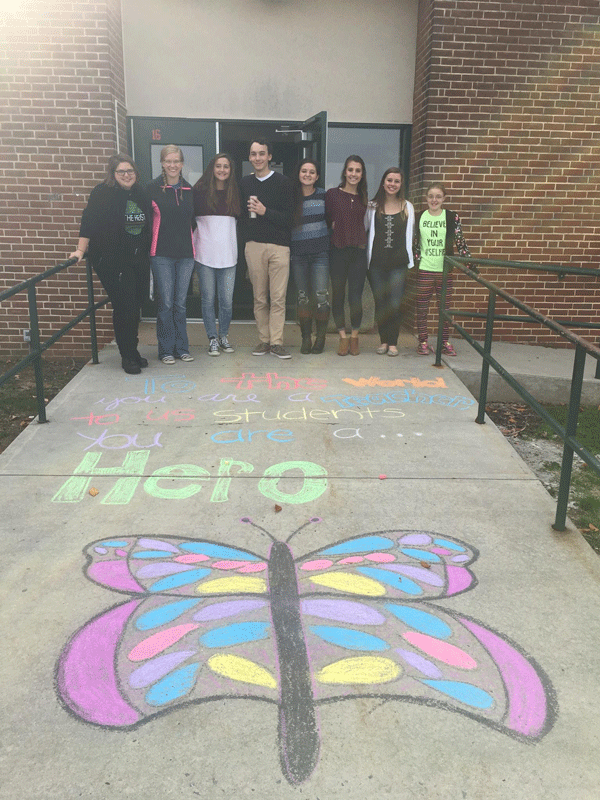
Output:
(193, 599), (267, 622)
(138, 539), (181, 553)
(128, 650), (197, 689)
(396, 648), (443, 679)
(398, 533), (432, 546)
(301, 599), (386, 625)
(377, 564), (444, 587)
(136, 563), (196, 579)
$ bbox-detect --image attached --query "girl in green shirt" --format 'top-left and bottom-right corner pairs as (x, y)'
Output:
(413, 182), (471, 356)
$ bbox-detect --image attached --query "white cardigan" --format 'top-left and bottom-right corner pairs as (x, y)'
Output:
(366, 200), (415, 269)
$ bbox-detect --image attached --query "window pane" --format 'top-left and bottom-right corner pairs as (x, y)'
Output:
(326, 127), (400, 192)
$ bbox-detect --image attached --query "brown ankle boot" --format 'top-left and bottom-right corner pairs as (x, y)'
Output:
(337, 337), (349, 356)
(349, 335), (360, 355)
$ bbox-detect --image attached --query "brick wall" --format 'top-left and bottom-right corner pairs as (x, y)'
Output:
(409, 0), (600, 346)
(0, 0), (126, 358)
(2, 0), (599, 358)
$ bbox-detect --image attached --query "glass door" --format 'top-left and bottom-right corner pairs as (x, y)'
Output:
(298, 111), (327, 186)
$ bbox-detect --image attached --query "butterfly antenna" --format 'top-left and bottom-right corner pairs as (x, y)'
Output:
(286, 517), (322, 544)
(239, 517), (277, 543)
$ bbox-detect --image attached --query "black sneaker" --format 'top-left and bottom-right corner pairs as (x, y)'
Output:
(252, 342), (270, 356)
(270, 344), (291, 359)
(218, 336), (235, 353)
(122, 357), (141, 375)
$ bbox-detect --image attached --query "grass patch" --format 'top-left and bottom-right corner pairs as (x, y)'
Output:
(0, 358), (86, 453)
(523, 404), (600, 453)
(530, 404), (600, 553)
(487, 402), (600, 554)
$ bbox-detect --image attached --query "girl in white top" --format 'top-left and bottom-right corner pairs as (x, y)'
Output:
(366, 168), (414, 355)
(193, 153), (240, 356)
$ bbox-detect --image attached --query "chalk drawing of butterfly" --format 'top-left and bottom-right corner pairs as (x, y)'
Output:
(56, 519), (557, 785)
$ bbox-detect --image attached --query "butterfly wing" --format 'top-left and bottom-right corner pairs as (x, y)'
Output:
(82, 536), (269, 597)
(59, 536), (279, 727)
(299, 597), (556, 742)
(296, 529), (477, 601)
(57, 592), (280, 728)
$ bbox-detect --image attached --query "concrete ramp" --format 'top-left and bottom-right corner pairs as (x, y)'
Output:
(1, 334), (599, 799)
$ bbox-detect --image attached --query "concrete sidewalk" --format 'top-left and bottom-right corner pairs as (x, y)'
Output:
(1, 327), (600, 799)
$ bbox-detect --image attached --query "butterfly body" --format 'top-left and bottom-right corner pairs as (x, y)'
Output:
(269, 541), (320, 783)
(57, 528), (556, 785)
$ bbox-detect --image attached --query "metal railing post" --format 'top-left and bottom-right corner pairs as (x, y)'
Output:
(553, 343), (586, 531)
(434, 259), (449, 366)
(85, 258), (100, 364)
(476, 290), (496, 424)
(27, 284), (47, 424)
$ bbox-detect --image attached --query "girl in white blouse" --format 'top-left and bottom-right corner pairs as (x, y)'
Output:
(193, 153), (240, 356)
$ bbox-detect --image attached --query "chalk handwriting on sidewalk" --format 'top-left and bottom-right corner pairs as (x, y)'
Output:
(95, 395), (166, 411)
(342, 376), (448, 388)
(320, 390), (475, 410)
(52, 456), (328, 506)
(212, 407), (406, 423)
(220, 372), (327, 391)
(77, 430), (164, 451)
(71, 413), (120, 425)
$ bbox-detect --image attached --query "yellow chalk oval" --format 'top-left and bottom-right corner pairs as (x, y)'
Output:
(208, 654), (277, 689)
(308, 572), (385, 596)
(196, 577), (267, 594)
(317, 656), (401, 685)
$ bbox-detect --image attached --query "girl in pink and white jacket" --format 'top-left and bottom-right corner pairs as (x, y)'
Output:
(147, 144), (196, 364)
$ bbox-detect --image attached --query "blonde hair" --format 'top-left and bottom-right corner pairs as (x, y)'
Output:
(160, 145), (184, 197)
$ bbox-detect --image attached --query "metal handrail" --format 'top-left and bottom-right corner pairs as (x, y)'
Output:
(0, 257), (108, 423)
(434, 256), (600, 531)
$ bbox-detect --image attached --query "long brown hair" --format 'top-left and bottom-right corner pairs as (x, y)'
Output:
(292, 158), (320, 227)
(372, 168), (407, 219)
(339, 154), (368, 207)
(194, 153), (240, 216)
(104, 154), (139, 187)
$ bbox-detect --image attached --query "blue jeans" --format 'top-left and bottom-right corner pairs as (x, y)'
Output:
(151, 256), (195, 357)
(368, 265), (408, 347)
(290, 250), (330, 319)
(195, 262), (236, 340)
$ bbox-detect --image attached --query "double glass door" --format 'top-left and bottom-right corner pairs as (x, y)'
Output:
(129, 113), (328, 321)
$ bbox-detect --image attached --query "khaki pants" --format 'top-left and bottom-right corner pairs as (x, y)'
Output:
(245, 241), (290, 346)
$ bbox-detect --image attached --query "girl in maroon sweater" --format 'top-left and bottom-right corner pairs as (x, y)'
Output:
(325, 155), (368, 356)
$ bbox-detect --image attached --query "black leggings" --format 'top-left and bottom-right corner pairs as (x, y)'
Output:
(329, 246), (368, 331)
(93, 256), (148, 358)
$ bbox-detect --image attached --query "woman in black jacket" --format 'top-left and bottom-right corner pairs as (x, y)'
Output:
(147, 145), (196, 364)
(69, 153), (151, 374)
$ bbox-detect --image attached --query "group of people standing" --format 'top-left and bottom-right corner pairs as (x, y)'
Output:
(70, 140), (471, 374)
